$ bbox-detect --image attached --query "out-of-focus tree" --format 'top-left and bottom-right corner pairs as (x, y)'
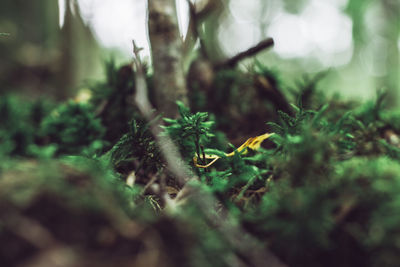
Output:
(148, 0), (189, 118)
(57, 0), (102, 99)
(377, 0), (399, 106)
(0, 0), (59, 96)
(0, 0), (102, 100)
(346, 0), (399, 105)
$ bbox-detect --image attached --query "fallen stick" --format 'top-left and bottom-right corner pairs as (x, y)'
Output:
(131, 40), (287, 267)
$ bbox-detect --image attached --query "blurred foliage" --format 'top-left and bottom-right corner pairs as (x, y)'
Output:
(88, 60), (137, 146)
(0, 95), (105, 159)
(1, 56), (400, 266)
(190, 62), (292, 140)
(41, 101), (105, 155)
(163, 101), (216, 163)
(170, 78), (400, 266)
(0, 95), (55, 157)
(0, 58), (400, 266)
(243, 156), (400, 267)
(0, 0), (399, 264)
(110, 119), (162, 175)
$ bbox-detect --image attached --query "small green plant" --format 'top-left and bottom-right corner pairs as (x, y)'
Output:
(1, 54), (400, 267)
(162, 101), (215, 165)
(110, 119), (162, 175)
(41, 101), (105, 155)
(0, 95), (55, 157)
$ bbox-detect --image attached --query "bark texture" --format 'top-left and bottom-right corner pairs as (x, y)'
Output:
(148, 0), (188, 118)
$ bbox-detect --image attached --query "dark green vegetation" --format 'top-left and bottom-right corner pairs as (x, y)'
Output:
(1, 61), (399, 267)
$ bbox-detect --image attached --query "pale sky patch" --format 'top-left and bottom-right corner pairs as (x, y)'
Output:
(57, 0), (354, 70)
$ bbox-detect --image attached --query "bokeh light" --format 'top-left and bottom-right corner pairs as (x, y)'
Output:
(59, 0), (354, 71)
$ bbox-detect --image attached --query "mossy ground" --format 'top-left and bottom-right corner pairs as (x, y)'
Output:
(1, 61), (399, 267)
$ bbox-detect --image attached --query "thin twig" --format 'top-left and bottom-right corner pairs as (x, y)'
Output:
(183, 0), (209, 59)
(6, 213), (59, 249)
(131, 40), (286, 267)
(132, 40), (194, 186)
(215, 38), (274, 69)
(141, 171), (160, 196)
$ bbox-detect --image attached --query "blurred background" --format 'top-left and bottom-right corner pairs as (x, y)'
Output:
(0, 0), (399, 104)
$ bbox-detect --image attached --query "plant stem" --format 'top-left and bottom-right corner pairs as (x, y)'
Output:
(201, 145), (208, 173)
(195, 133), (202, 164)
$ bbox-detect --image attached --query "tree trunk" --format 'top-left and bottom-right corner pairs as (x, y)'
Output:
(58, 0), (102, 100)
(148, 0), (188, 118)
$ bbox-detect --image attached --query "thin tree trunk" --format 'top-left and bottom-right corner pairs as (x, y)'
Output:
(58, 0), (102, 100)
(379, 0), (399, 107)
(147, 0), (188, 118)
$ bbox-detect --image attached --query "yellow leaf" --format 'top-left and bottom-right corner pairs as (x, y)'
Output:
(193, 132), (274, 168)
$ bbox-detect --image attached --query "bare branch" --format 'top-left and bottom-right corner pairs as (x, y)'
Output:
(132, 40), (194, 186)
(215, 38), (274, 69)
(132, 41), (286, 267)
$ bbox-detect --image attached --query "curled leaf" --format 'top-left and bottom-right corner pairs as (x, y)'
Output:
(194, 132), (274, 168)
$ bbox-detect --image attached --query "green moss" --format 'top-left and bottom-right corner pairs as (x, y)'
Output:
(1, 60), (399, 267)
(41, 101), (105, 155)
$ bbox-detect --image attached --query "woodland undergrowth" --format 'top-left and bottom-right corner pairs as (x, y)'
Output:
(0, 61), (399, 267)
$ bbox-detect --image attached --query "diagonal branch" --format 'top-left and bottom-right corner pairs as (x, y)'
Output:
(215, 38), (274, 69)
(132, 40), (193, 187)
(132, 41), (287, 267)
